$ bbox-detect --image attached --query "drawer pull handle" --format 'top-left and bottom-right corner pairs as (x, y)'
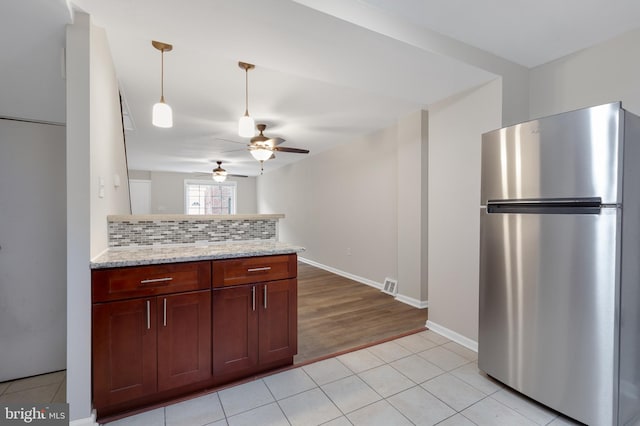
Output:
(140, 277), (173, 285)
(146, 300), (151, 330)
(247, 267), (271, 273)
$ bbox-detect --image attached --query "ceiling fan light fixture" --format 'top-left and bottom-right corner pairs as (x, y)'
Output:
(238, 61), (256, 137)
(250, 146), (273, 162)
(152, 40), (173, 128)
(212, 172), (227, 182)
(212, 161), (228, 182)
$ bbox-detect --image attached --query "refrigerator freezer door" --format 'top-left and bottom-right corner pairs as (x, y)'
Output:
(481, 102), (622, 205)
(478, 207), (620, 426)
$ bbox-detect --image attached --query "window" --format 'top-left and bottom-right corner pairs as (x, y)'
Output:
(184, 180), (237, 215)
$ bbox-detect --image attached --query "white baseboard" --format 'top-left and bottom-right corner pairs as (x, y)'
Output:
(426, 320), (478, 352)
(70, 410), (98, 426)
(298, 257), (382, 289)
(298, 257), (428, 309)
(395, 294), (428, 309)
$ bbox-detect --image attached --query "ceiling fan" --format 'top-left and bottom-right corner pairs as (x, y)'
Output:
(209, 161), (248, 182)
(248, 124), (310, 162)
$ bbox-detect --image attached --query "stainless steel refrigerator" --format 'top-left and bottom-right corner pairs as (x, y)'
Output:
(478, 102), (640, 426)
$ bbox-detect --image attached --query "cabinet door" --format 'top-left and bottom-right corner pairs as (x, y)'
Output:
(92, 298), (157, 407)
(157, 290), (212, 391)
(212, 286), (258, 376)
(259, 279), (297, 365)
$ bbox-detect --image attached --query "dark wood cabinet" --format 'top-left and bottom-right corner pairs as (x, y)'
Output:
(157, 291), (211, 391)
(212, 279), (297, 377)
(259, 279), (297, 365)
(92, 261), (211, 302)
(92, 254), (297, 419)
(92, 261), (212, 412)
(212, 255), (297, 379)
(92, 298), (158, 406)
(212, 285), (258, 375)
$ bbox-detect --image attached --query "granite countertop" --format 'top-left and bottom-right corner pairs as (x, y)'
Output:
(107, 213), (285, 222)
(90, 241), (305, 269)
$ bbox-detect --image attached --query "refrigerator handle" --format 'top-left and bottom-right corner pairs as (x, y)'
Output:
(487, 197), (603, 214)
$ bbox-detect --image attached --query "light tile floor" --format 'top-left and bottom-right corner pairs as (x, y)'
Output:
(0, 331), (584, 425)
(0, 370), (66, 404)
(101, 330), (583, 426)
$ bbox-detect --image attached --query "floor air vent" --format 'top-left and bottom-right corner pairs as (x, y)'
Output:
(382, 278), (398, 296)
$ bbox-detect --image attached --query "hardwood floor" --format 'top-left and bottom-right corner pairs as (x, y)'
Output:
(295, 261), (428, 363)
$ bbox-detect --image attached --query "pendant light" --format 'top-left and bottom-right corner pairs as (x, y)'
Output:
(152, 40), (173, 128)
(238, 61), (256, 137)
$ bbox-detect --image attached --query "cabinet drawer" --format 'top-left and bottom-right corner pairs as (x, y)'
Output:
(213, 254), (297, 288)
(92, 261), (211, 302)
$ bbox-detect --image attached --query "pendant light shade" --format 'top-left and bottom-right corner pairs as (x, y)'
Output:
(152, 40), (173, 128)
(238, 62), (256, 137)
(238, 114), (255, 138)
(152, 98), (173, 128)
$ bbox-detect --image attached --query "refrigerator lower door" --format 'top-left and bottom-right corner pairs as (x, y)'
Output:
(478, 207), (620, 426)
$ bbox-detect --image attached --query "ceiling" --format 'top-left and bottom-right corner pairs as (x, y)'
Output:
(3, 0), (640, 177)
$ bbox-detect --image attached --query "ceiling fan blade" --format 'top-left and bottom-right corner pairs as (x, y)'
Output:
(229, 173), (249, 178)
(273, 146), (309, 154)
(217, 148), (247, 154)
(213, 137), (245, 145)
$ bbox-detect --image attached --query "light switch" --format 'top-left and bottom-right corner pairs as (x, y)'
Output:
(98, 176), (105, 198)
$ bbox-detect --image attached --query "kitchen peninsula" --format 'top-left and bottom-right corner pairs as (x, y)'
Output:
(90, 214), (304, 419)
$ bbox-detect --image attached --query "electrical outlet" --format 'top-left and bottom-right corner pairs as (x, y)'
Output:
(346, 247), (352, 256)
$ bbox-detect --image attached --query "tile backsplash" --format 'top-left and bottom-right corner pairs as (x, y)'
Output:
(107, 215), (279, 247)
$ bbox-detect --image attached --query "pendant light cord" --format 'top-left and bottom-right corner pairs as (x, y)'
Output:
(160, 49), (165, 102)
(244, 67), (249, 116)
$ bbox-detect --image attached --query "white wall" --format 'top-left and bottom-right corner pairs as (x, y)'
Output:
(148, 171), (187, 214)
(0, 120), (66, 382)
(257, 123), (399, 293)
(530, 27), (640, 118)
(129, 170), (258, 214)
(90, 25), (131, 255)
(397, 110), (429, 304)
(66, 12), (131, 422)
(425, 27), (640, 347)
(427, 79), (502, 345)
(66, 13), (92, 422)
